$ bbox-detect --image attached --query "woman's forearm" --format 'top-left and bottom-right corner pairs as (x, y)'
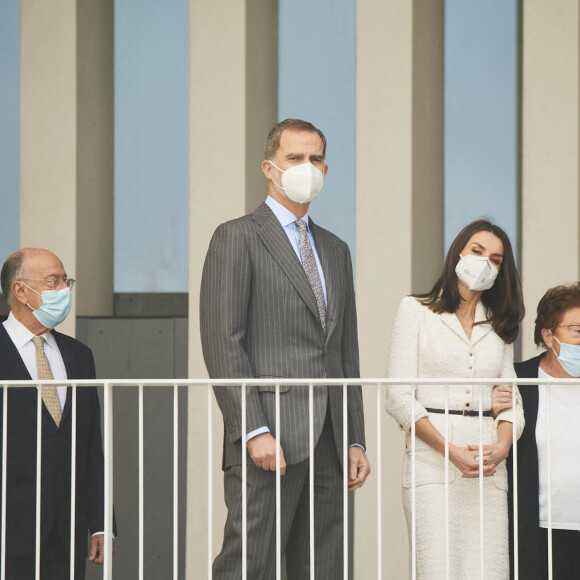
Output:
(496, 420), (513, 451)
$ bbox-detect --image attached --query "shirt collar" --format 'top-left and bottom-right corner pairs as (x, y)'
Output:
(3, 311), (57, 351)
(266, 196), (310, 230)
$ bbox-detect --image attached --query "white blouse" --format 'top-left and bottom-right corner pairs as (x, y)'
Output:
(537, 366), (580, 530)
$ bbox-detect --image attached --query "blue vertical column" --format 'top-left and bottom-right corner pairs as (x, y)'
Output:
(278, 0), (356, 253)
(444, 0), (519, 252)
(115, 0), (190, 293)
(0, 0), (20, 258)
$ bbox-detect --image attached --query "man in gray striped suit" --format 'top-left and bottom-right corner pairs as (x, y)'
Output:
(200, 118), (370, 579)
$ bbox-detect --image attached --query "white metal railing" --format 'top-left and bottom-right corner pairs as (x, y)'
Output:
(0, 377), (576, 579)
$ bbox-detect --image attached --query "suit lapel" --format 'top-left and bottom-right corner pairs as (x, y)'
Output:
(440, 311), (470, 344)
(0, 325), (33, 381)
(440, 301), (492, 346)
(470, 301), (493, 345)
(311, 221), (340, 341)
(515, 354), (543, 428)
(254, 203), (322, 325)
(53, 331), (73, 422)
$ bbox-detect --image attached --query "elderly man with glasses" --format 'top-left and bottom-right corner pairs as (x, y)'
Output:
(0, 248), (113, 579)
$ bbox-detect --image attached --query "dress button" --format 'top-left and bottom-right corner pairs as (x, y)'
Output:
(468, 352), (473, 357)
(468, 366), (473, 370)
(466, 403), (470, 407)
(466, 390), (470, 394)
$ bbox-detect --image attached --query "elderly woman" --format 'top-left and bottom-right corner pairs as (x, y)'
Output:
(500, 283), (580, 580)
(385, 220), (525, 579)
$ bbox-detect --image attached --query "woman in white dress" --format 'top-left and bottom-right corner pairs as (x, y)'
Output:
(385, 220), (525, 579)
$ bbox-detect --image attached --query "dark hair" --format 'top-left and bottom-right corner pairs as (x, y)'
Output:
(534, 283), (580, 347)
(264, 118), (326, 160)
(414, 219), (524, 344)
(1, 251), (25, 306)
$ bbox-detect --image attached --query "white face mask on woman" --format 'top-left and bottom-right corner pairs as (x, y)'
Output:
(268, 161), (324, 204)
(455, 253), (499, 291)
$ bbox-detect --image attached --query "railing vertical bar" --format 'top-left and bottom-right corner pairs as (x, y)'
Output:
(139, 384), (144, 580)
(411, 383), (416, 580)
(208, 385), (213, 580)
(275, 384), (281, 580)
(478, 383), (484, 580)
(376, 383), (382, 580)
(478, 384), (484, 579)
(69, 385), (77, 580)
(444, 384), (450, 580)
(241, 383), (247, 580)
(342, 383), (348, 580)
(512, 381), (519, 580)
(35, 387), (42, 580)
(1, 385), (7, 580)
(103, 381), (114, 580)
(309, 383), (315, 580)
(173, 385), (179, 580)
(547, 382), (552, 580)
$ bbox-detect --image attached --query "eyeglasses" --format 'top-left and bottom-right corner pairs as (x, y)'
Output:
(555, 324), (580, 338)
(19, 278), (76, 290)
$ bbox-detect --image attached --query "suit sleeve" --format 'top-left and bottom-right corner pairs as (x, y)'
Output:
(199, 222), (268, 443)
(385, 296), (429, 431)
(494, 342), (525, 439)
(341, 246), (366, 448)
(82, 347), (117, 536)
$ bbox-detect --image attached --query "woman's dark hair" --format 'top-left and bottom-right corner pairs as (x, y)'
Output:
(534, 283), (580, 348)
(413, 219), (524, 343)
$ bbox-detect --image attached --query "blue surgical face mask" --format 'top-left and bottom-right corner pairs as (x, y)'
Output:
(24, 284), (72, 329)
(552, 335), (580, 377)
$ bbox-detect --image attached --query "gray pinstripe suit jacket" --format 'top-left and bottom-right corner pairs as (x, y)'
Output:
(200, 202), (366, 469)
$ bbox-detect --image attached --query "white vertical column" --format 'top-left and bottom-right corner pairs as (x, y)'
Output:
(356, 1), (444, 577)
(187, 2), (278, 577)
(521, 0), (580, 358)
(20, 0), (114, 335)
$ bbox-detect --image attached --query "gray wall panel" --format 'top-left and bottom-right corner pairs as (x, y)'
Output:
(79, 316), (187, 580)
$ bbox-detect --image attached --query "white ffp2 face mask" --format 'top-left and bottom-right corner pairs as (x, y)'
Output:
(269, 161), (324, 204)
(455, 253), (499, 291)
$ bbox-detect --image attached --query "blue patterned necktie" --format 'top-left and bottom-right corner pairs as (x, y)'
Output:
(296, 219), (326, 332)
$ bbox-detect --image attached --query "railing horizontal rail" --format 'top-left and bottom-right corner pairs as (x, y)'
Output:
(2, 377), (577, 386)
(0, 377), (573, 579)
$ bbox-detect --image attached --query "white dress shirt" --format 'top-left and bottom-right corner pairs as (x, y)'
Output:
(2, 312), (68, 409)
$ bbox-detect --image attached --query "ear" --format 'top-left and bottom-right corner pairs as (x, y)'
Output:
(12, 280), (29, 306)
(262, 159), (274, 180)
(542, 328), (554, 349)
(323, 163), (328, 178)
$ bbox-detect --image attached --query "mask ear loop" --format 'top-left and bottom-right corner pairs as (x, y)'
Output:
(18, 281), (40, 312)
(268, 160), (287, 194)
(550, 331), (561, 359)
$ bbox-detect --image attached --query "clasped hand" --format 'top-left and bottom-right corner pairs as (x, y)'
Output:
(449, 441), (510, 478)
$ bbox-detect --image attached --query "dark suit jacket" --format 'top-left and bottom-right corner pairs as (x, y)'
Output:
(508, 354), (544, 580)
(0, 324), (106, 559)
(200, 202), (366, 469)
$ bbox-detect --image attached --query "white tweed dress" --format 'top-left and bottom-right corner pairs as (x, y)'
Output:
(386, 296), (524, 579)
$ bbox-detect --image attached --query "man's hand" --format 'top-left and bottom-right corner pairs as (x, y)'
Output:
(247, 433), (287, 475)
(348, 446), (371, 491)
(88, 533), (114, 565)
